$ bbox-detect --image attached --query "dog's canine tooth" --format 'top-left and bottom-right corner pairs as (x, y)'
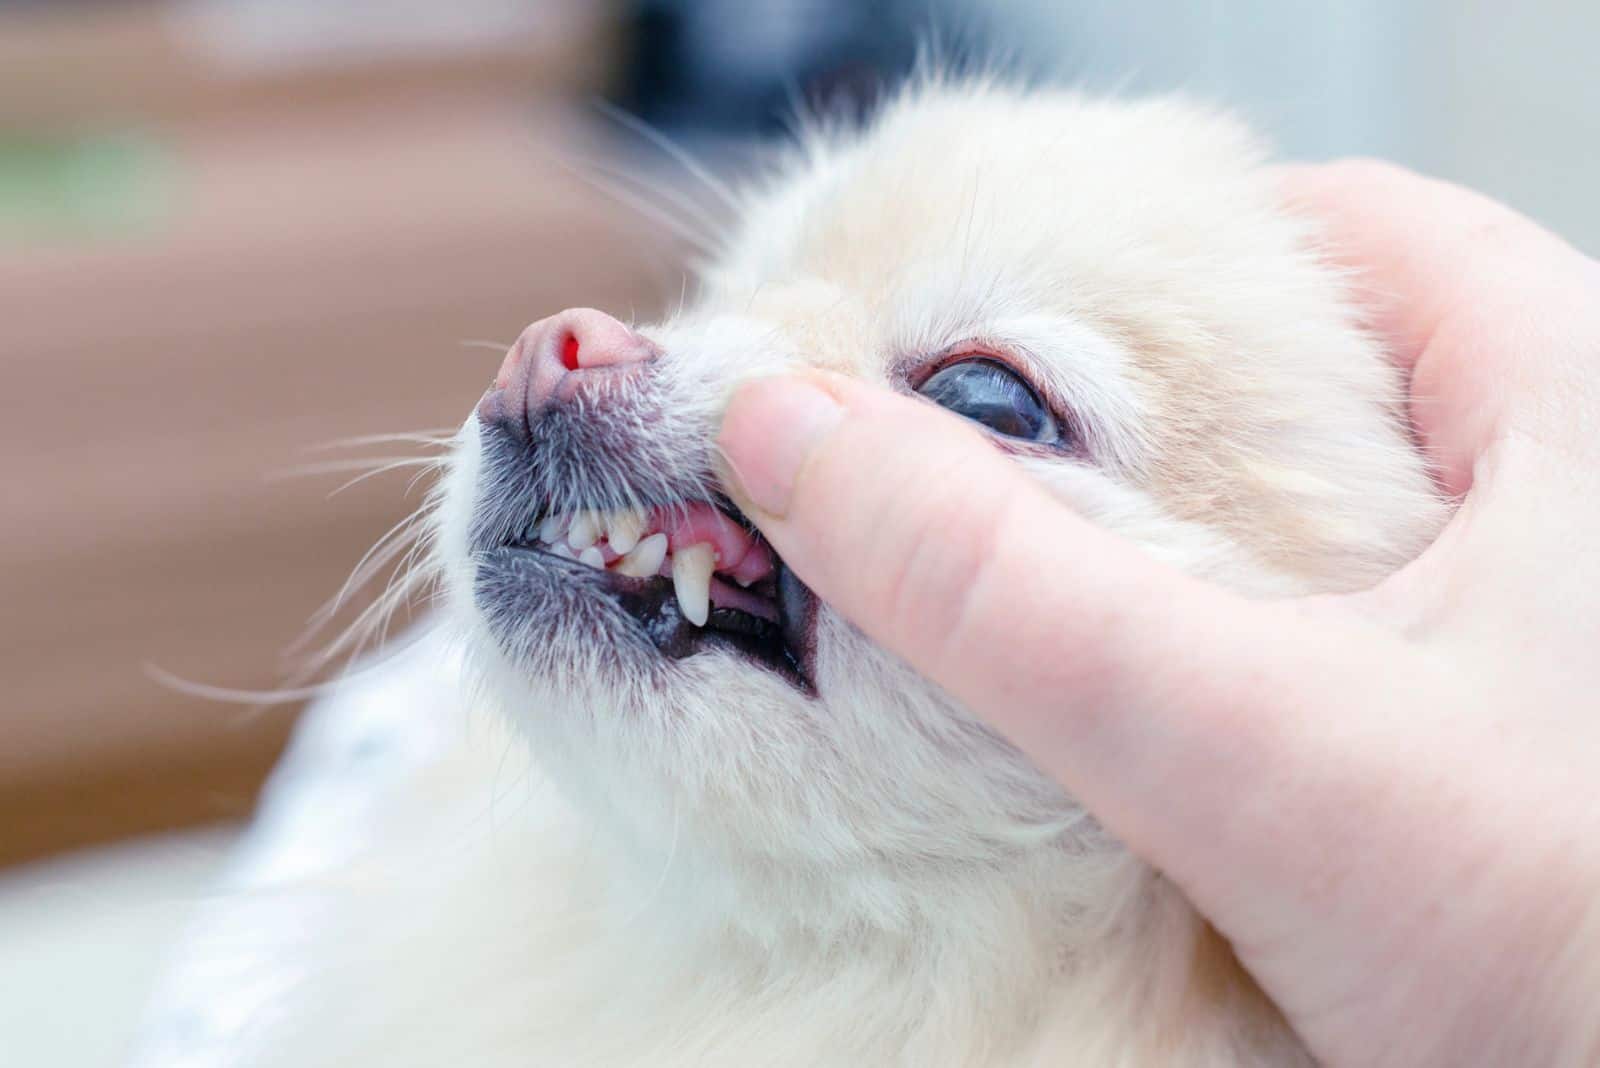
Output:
(578, 546), (606, 569)
(567, 510), (601, 550)
(615, 532), (668, 578)
(607, 510), (645, 554)
(538, 514), (566, 544)
(671, 543), (715, 626)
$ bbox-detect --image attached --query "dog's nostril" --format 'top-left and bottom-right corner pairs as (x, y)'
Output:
(476, 308), (658, 441)
(557, 307), (656, 371)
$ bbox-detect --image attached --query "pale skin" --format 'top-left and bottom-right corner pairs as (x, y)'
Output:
(717, 161), (1600, 1068)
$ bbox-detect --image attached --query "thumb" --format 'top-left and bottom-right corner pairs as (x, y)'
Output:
(717, 371), (1400, 878)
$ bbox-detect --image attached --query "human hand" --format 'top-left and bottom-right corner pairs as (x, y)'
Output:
(717, 161), (1600, 1068)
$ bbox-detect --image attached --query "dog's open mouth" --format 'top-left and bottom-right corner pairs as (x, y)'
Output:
(494, 497), (814, 688)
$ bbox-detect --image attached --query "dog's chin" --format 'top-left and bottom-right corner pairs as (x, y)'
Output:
(457, 575), (1099, 942)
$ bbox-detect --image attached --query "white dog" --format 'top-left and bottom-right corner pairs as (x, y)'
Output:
(137, 80), (1446, 1066)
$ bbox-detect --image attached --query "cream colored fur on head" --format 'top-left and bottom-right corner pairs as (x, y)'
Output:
(143, 81), (1447, 1067)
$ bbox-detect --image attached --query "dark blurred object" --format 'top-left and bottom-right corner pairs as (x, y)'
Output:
(618, 0), (924, 135)
(0, 0), (688, 867)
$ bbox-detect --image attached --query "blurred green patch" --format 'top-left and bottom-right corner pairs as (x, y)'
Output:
(0, 133), (173, 244)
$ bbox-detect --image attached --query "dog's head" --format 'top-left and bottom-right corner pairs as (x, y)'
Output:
(434, 84), (1443, 934)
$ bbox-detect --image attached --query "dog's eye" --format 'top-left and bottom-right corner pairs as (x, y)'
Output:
(917, 359), (1060, 444)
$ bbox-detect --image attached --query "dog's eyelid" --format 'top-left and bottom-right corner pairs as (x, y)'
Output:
(907, 348), (1073, 449)
(895, 339), (1086, 455)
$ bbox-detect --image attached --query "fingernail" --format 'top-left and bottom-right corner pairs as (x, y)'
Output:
(719, 377), (844, 518)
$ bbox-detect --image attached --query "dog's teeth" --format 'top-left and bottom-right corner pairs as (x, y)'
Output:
(615, 532), (667, 578)
(671, 543), (715, 627)
(547, 541), (577, 560)
(578, 546), (606, 569)
(567, 510), (600, 550)
(606, 509), (645, 555)
(538, 514), (565, 544)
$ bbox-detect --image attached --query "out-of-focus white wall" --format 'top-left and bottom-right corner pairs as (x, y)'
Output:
(964, 0), (1600, 252)
(1421, 2), (1600, 255)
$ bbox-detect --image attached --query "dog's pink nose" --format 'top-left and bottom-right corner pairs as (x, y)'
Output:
(477, 308), (657, 439)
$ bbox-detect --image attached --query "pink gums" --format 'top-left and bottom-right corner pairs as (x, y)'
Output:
(587, 502), (778, 615)
(652, 502), (775, 587)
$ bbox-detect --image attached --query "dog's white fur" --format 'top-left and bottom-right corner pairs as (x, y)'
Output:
(139, 82), (1447, 1067)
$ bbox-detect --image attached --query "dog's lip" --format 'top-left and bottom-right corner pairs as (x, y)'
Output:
(485, 531), (815, 692)
(720, 499), (820, 687)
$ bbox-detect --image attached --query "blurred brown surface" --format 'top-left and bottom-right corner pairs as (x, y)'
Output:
(0, 2), (616, 129)
(1, 89), (684, 867)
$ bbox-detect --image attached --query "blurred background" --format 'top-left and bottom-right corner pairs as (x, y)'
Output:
(3, 0), (1598, 1063)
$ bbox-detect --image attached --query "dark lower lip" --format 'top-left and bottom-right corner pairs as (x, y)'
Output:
(474, 544), (813, 691)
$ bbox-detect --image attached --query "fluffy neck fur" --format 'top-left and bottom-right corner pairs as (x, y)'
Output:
(441, 630), (1233, 1063)
(461, 745), (1300, 1068)
(450, 648), (1306, 1067)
